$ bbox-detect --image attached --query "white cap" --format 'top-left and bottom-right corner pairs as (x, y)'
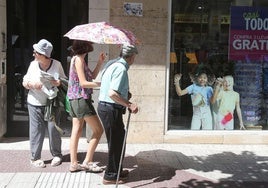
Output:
(33, 39), (53, 57)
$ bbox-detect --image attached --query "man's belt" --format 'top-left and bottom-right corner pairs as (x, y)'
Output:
(99, 101), (125, 109)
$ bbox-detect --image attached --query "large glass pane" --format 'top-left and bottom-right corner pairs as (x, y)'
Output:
(169, 0), (268, 131)
(168, 0), (235, 130)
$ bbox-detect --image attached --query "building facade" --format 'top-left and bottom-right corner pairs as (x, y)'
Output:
(1, 0), (268, 144)
(0, 0), (7, 138)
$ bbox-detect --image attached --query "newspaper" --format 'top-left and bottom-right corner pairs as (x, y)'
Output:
(40, 71), (59, 81)
(40, 71), (59, 99)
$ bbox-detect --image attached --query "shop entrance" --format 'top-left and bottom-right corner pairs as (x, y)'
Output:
(6, 0), (89, 137)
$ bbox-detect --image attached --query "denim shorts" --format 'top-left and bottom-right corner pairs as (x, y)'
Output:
(69, 97), (96, 118)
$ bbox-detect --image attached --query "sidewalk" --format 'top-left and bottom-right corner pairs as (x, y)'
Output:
(0, 137), (268, 188)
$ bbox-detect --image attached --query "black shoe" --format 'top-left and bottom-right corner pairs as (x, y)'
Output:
(102, 178), (126, 185)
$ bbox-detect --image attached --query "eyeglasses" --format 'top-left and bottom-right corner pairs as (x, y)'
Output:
(33, 51), (42, 56)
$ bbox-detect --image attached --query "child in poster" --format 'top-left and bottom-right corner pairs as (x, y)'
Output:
(174, 65), (214, 130)
(211, 75), (245, 130)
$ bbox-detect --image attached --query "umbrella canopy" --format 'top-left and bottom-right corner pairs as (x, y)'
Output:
(64, 22), (137, 45)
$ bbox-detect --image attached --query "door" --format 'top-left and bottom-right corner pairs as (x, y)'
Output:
(6, 0), (88, 137)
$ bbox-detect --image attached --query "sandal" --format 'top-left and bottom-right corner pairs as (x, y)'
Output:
(30, 159), (46, 168)
(69, 163), (85, 173)
(82, 162), (103, 173)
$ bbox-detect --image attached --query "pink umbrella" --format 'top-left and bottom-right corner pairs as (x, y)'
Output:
(64, 22), (138, 45)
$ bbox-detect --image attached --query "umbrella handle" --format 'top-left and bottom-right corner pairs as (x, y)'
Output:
(115, 111), (131, 187)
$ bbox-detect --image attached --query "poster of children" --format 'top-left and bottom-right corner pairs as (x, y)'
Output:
(124, 2), (143, 17)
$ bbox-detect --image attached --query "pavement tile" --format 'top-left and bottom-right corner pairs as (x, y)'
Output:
(1, 137), (268, 187)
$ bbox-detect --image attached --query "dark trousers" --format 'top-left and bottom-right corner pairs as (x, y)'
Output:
(97, 103), (125, 180)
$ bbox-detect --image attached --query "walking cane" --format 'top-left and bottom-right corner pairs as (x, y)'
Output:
(115, 111), (131, 187)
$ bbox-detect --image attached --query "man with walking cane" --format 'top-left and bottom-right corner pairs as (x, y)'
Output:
(98, 44), (139, 185)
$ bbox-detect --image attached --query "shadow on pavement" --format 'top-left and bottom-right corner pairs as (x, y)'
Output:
(0, 142), (267, 188)
(126, 149), (268, 188)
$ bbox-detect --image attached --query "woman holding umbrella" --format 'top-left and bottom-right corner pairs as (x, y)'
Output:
(67, 40), (105, 172)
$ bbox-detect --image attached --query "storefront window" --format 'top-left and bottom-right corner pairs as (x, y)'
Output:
(168, 0), (268, 131)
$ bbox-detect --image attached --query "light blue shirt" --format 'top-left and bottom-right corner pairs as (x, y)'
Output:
(99, 57), (129, 103)
(186, 84), (213, 105)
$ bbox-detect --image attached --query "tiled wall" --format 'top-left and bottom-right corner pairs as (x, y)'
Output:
(0, 0), (6, 56)
(87, 0), (169, 143)
(0, 0), (7, 137)
(112, 0), (168, 143)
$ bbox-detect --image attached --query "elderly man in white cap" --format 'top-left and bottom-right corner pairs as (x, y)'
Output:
(98, 44), (139, 185)
(23, 39), (66, 168)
